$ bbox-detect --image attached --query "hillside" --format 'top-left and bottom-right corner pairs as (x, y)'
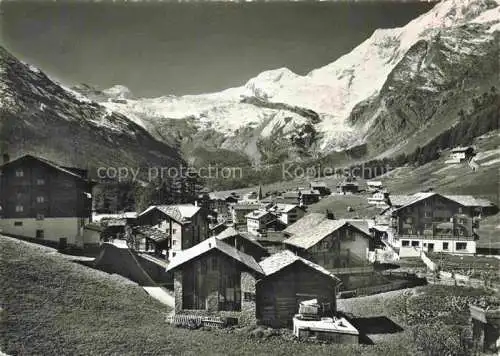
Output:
(0, 46), (182, 171)
(1, 235), (493, 355)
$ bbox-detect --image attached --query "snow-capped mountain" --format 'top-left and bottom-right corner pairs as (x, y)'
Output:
(0, 46), (182, 170)
(90, 0), (499, 164)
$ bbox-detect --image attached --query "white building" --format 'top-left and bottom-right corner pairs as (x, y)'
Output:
(445, 146), (475, 164)
(367, 191), (389, 207)
(245, 210), (276, 237)
(271, 204), (306, 226)
(366, 181), (384, 192)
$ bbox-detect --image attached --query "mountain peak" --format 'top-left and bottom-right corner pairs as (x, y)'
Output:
(102, 85), (134, 100)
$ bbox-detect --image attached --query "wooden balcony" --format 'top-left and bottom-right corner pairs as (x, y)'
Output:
(328, 266), (374, 275)
(396, 234), (475, 241)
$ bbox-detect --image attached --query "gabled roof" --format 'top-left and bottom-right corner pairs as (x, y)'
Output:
(300, 189), (321, 195)
(450, 146), (473, 153)
(138, 204), (201, 224)
(284, 219), (371, 250)
(274, 203), (301, 213)
(310, 181), (327, 188)
(392, 192), (437, 211)
(215, 227), (266, 249)
(444, 195), (494, 208)
(284, 219), (345, 250)
(344, 219), (372, 236)
(259, 250), (340, 283)
(231, 203), (261, 210)
(1, 154), (88, 181)
(134, 226), (170, 243)
(389, 195), (413, 207)
(166, 237), (264, 274)
(283, 213), (327, 236)
(245, 210), (273, 220)
(208, 192), (238, 201)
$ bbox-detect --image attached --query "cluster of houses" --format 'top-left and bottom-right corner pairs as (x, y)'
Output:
(0, 153), (497, 343)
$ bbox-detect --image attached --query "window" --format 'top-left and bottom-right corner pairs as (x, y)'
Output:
(172, 228), (177, 234)
(411, 241), (420, 247)
(36, 230), (44, 239)
(456, 242), (467, 251)
(424, 211), (432, 218)
(36, 196), (45, 203)
(172, 240), (177, 246)
(15, 205), (23, 213)
(15, 169), (24, 177)
(36, 178), (45, 185)
(14, 221), (23, 226)
(443, 242), (449, 250)
(244, 292), (256, 302)
(402, 240), (410, 247)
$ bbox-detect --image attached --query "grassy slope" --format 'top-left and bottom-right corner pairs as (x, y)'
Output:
(3, 235), (495, 355)
(0, 236), (416, 356)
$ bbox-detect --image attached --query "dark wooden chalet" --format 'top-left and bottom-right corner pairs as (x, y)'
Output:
(257, 250), (341, 328)
(137, 204), (210, 260)
(215, 227), (269, 261)
(284, 218), (373, 270)
(166, 237), (265, 325)
(0, 154), (94, 246)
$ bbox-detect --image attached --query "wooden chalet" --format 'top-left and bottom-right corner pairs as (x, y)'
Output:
(284, 218), (373, 272)
(257, 250), (341, 328)
(386, 192), (496, 256)
(133, 225), (170, 258)
(0, 154), (94, 247)
(215, 227), (269, 261)
(137, 204), (209, 260)
(309, 181), (331, 196)
(166, 237), (265, 325)
(167, 238), (342, 328)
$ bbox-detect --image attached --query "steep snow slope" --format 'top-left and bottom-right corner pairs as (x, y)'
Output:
(91, 0), (500, 160)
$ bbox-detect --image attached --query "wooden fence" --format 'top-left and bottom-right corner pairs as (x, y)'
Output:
(338, 278), (426, 298)
(166, 314), (226, 328)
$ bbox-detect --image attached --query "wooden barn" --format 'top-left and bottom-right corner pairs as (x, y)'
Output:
(215, 227), (269, 261)
(283, 218), (373, 270)
(256, 250), (341, 328)
(166, 237), (265, 326)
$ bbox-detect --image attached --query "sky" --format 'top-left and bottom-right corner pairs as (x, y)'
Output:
(0, 1), (436, 97)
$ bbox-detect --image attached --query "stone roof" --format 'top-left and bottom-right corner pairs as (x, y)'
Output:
(245, 210), (273, 220)
(259, 250), (340, 283)
(215, 227), (266, 249)
(283, 213), (327, 236)
(138, 204), (201, 224)
(284, 219), (372, 250)
(134, 226), (169, 243)
(166, 237), (264, 274)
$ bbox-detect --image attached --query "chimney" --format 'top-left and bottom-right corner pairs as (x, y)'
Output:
(326, 209), (335, 220)
(2, 153), (9, 165)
